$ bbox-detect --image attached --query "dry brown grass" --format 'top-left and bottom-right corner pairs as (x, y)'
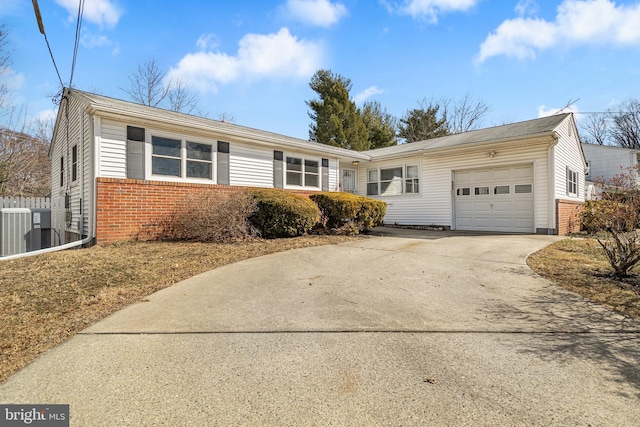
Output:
(0, 236), (358, 383)
(528, 238), (640, 320)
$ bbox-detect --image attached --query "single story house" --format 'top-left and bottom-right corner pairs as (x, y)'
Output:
(50, 88), (586, 244)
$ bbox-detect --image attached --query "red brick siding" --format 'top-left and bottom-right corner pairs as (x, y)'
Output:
(96, 178), (317, 243)
(556, 199), (584, 236)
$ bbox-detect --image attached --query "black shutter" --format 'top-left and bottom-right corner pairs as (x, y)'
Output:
(126, 126), (145, 180)
(274, 150), (284, 188)
(217, 141), (230, 185)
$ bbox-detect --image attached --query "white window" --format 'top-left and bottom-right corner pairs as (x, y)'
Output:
(475, 186), (490, 195)
(494, 185), (510, 195)
(515, 184), (532, 194)
(152, 136), (182, 177)
(286, 156), (320, 188)
(367, 169), (378, 195)
(186, 142), (212, 179)
(367, 165), (419, 196)
(71, 145), (78, 182)
(405, 165), (419, 194)
(567, 167), (578, 196)
(151, 135), (216, 180)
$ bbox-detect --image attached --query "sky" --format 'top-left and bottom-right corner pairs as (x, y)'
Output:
(1, 0), (640, 140)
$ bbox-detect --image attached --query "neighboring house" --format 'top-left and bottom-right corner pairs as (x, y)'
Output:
(50, 88), (586, 244)
(581, 143), (640, 199)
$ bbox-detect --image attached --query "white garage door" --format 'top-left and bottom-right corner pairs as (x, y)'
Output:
(454, 165), (534, 233)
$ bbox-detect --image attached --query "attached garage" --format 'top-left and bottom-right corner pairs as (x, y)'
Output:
(454, 164), (534, 233)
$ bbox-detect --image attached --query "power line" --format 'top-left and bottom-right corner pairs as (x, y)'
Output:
(31, 0), (64, 91)
(69, 0), (85, 88)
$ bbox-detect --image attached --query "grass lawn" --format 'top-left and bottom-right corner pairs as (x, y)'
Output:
(0, 236), (357, 383)
(527, 237), (640, 321)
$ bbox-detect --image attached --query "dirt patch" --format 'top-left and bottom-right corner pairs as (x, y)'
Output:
(0, 236), (359, 383)
(527, 238), (640, 321)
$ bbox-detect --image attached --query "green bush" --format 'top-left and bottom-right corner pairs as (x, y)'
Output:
(309, 192), (386, 234)
(249, 189), (319, 238)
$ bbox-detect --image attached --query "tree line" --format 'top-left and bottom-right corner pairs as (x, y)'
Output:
(306, 69), (490, 151)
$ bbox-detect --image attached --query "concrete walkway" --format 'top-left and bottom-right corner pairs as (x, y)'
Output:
(2, 228), (640, 425)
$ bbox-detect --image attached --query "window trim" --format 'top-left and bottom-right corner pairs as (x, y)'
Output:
(148, 132), (218, 182)
(284, 154), (321, 189)
(566, 166), (578, 196)
(71, 145), (78, 182)
(367, 164), (420, 196)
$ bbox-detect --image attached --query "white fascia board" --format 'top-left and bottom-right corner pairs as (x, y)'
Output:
(87, 106), (371, 163)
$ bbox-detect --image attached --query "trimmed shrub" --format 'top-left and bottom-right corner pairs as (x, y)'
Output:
(249, 189), (319, 238)
(155, 190), (258, 242)
(310, 192), (386, 234)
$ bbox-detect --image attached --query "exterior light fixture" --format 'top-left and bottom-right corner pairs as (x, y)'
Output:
(486, 151), (497, 158)
(352, 161), (360, 166)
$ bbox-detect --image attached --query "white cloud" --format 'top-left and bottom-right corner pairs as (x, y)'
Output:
(0, 67), (25, 91)
(282, 0), (348, 27)
(353, 86), (384, 105)
(398, 0), (479, 23)
(167, 28), (323, 93)
(34, 108), (58, 123)
(515, 0), (538, 16)
(55, 0), (122, 28)
(196, 34), (220, 51)
(537, 104), (580, 118)
(477, 0), (640, 63)
(81, 33), (111, 48)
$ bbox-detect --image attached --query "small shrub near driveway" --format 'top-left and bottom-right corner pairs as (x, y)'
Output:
(310, 192), (387, 234)
(156, 190), (257, 242)
(249, 189), (319, 238)
(583, 167), (640, 278)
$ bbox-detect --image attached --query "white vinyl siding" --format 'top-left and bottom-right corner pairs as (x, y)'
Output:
(229, 143), (273, 188)
(99, 119), (127, 178)
(360, 146), (551, 230)
(50, 95), (93, 240)
(582, 143), (639, 184)
(553, 117), (585, 202)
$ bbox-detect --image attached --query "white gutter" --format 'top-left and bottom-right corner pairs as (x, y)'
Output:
(0, 235), (92, 262)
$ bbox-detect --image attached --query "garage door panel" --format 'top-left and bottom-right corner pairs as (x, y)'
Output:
(454, 165), (534, 233)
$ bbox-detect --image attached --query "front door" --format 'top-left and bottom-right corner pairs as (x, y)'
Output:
(342, 168), (357, 193)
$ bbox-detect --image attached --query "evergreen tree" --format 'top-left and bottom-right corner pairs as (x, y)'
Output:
(307, 69), (368, 151)
(397, 104), (449, 143)
(361, 101), (398, 150)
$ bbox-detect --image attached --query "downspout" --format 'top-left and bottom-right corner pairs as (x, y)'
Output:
(548, 138), (557, 234)
(91, 116), (100, 244)
(0, 236), (92, 262)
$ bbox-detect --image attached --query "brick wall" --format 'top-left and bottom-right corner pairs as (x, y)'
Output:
(96, 178), (316, 243)
(556, 199), (584, 236)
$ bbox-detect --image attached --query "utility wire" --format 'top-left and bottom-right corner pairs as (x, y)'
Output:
(69, 0), (85, 88)
(32, 0), (64, 91)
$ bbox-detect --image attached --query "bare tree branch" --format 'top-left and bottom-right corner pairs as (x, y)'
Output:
(581, 114), (608, 145)
(168, 80), (198, 114)
(608, 100), (640, 149)
(122, 58), (171, 107)
(445, 93), (490, 134)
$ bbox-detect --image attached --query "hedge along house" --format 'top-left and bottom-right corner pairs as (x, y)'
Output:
(50, 88), (369, 244)
(50, 88), (585, 244)
(360, 113), (586, 235)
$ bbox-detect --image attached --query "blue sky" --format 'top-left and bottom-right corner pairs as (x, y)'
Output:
(1, 0), (640, 140)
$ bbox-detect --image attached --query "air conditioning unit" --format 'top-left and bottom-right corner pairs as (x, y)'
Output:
(0, 208), (32, 257)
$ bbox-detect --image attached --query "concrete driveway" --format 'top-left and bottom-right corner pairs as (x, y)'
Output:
(2, 228), (640, 425)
